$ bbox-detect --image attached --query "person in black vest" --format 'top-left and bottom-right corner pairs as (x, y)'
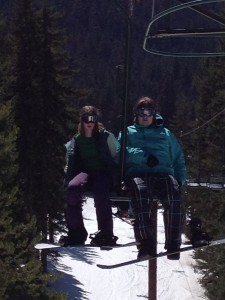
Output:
(62, 106), (118, 246)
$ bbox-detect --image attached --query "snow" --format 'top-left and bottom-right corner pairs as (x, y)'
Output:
(48, 198), (207, 300)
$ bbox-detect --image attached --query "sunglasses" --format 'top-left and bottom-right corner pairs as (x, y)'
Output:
(81, 114), (98, 123)
(136, 108), (156, 118)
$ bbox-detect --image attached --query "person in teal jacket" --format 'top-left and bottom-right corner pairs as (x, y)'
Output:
(117, 96), (186, 260)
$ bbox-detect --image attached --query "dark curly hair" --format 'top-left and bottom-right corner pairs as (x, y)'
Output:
(133, 96), (157, 124)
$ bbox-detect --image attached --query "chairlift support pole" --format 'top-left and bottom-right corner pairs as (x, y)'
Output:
(148, 201), (158, 300)
(119, 9), (132, 191)
(114, 2), (158, 299)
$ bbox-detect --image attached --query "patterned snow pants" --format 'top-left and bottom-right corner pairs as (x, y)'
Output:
(129, 173), (184, 249)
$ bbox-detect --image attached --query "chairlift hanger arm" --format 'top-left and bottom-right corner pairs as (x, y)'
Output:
(176, 0), (225, 27)
(143, 49), (225, 57)
(145, 0), (225, 39)
(149, 0), (225, 38)
(149, 28), (225, 38)
(143, 0), (225, 57)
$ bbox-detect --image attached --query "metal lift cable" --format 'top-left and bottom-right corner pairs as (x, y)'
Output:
(180, 107), (225, 137)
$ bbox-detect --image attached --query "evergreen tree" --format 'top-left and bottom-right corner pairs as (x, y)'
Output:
(0, 10), (66, 299)
(190, 57), (225, 179)
(184, 51), (225, 299)
(35, 3), (76, 239)
(13, 0), (74, 240)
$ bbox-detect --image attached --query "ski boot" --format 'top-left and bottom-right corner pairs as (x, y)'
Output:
(89, 230), (118, 246)
(166, 243), (181, 260)
(189, 217), (211, 248)
(137, 239), (156, 259)
(59, 228), (88, 247)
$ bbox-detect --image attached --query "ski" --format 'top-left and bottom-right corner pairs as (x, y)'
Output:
(97, 238), (225, 269)
(112, 212), (134, 226)
(34, 242), (109, 250)
(100, 241), (139, 250)
(34, 240), (139, 251)
(35, 242), (62, 250)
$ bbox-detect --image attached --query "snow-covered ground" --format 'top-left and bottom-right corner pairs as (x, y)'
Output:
(48, 197), (207, 300)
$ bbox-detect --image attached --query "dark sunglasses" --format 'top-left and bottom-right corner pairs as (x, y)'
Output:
(136, 108), (155, 118)
(81, 114), (98, 123)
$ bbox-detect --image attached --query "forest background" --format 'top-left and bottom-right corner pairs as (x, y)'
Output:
(0, 1), (225, 299)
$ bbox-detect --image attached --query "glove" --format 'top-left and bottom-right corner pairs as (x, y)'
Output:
(177, 180), (182, 187)
(68, 172), (88, 187)
(147, 154), (159, 167)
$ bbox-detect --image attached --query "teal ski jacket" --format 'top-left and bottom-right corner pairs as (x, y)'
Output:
(117, 115), (186, 185)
